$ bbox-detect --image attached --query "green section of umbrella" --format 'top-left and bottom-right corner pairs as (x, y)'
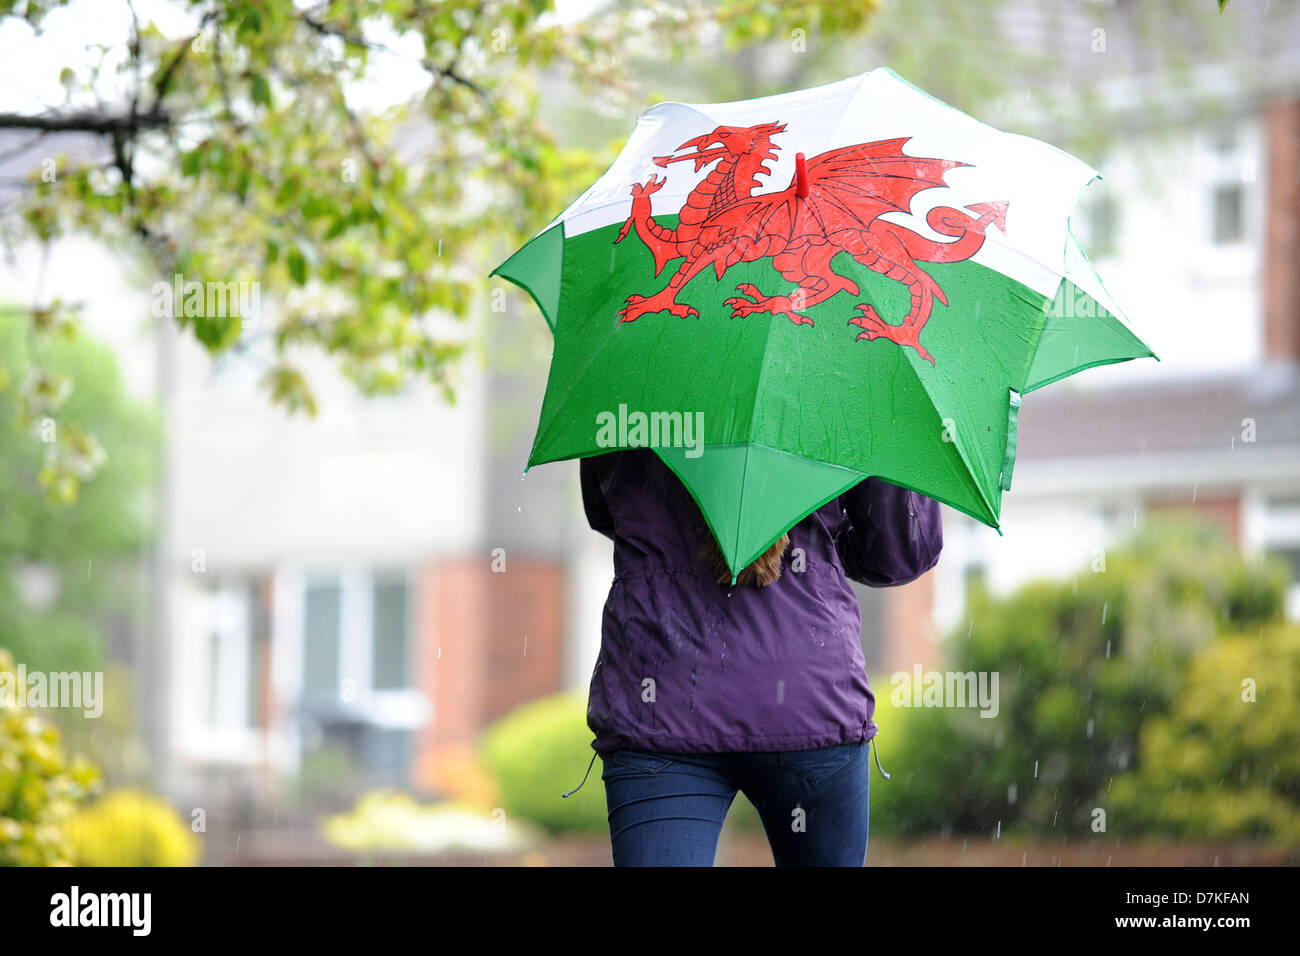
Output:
(491, 68), (1158, 582)
(495, 215), (1148, 577)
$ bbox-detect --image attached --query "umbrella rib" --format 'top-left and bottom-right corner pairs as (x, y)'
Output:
(891, 349), (1002, 526)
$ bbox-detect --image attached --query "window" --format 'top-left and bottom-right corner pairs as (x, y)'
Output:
(1267, 545), (1300, 621)
(296, 568), (426, 780)
(1269, 545), (1300, 585)
(206, 630), (222, 727)
(194, 581), (256, 732)
(1258, 495), (1300, 622)
(365, 728), (412, 776)
(1201, 120), (1255, 249)
(302, 578), (342, 704)
(371, 573), (410, 691)
(1212, 183), (1245, 244)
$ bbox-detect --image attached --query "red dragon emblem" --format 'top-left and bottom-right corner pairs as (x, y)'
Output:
(613, 121), (1009, 365)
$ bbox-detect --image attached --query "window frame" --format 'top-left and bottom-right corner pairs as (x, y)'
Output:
(1193, 116), (1262, 277)
(297, 566), (428, 730)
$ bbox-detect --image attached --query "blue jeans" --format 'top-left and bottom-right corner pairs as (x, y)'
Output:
(599, 741), (869, 866)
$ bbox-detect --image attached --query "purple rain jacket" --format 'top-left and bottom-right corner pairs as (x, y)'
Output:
(579, 447), (943, 756)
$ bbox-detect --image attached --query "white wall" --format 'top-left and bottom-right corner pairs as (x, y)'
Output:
(167, 319), (486, 570)
(1070, 114), (1265, 389)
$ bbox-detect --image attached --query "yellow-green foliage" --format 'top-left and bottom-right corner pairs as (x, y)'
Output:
(65, 790), (202, 867)
(321, 790), (537, 854)
(867, 517), (1299, 841)
(479, 690), (609, 833)
(1110, 622), (1300, 843)
(0, 648), (101, 866)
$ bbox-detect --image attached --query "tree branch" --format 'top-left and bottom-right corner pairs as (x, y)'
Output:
(298, 12), (491, 101)
(0, 110), (171, 134)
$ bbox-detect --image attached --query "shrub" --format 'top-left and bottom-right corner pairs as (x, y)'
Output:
(320, 790), (539, 855)
(0, 648), (100, 866)
(1109, 622), (1300, 843)
(867, 698), (999, 838)
(478, 690), (610, 834)
(64, 790), (201, 867)
(878, 515), (1292, 839)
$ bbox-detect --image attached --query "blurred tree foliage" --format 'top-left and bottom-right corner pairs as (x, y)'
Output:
(0, 648), (102, 866)
(869, 516), (1298, 843)
(0, 309), (157, 676)
(0, 0), (880, 494)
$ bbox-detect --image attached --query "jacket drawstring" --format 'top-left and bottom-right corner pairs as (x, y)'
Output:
(562, 751), (600, 798)
(871, 735), (890, 780)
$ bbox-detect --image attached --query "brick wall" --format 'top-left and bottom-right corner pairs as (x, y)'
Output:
(881, 572), (939, 675)
(1264, 97), (1300, 362)
(411, 556), (565, 791)
(482, 559), (566, 725)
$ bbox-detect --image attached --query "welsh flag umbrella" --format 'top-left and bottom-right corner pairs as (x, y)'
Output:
(493, 67), (1157, 580)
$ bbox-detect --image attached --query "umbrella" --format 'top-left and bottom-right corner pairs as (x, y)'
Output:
(492, 67), (1157, 581)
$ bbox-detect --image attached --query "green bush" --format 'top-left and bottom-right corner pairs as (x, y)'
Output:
(871, 515), (1293, 840)
(479, 690), (609, 834)
(1109, 622), (1300, 843)
(867, 699), (998, 838)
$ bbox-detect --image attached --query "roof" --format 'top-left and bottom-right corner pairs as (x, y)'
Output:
(1015, 361), (1300, 464)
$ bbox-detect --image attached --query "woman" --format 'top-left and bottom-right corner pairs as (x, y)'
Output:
(565, 446), (943, 867)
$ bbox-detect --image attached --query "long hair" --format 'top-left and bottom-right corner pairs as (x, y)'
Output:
(646, 448), (789, 587)
(694, 508), (790, 588)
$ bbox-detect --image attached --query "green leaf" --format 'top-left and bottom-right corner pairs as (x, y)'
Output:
(193, 313), (240, 351)
(275, 177), (299, 205)
(287, 249), (307, 285)
(250, 73), (272, 107)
